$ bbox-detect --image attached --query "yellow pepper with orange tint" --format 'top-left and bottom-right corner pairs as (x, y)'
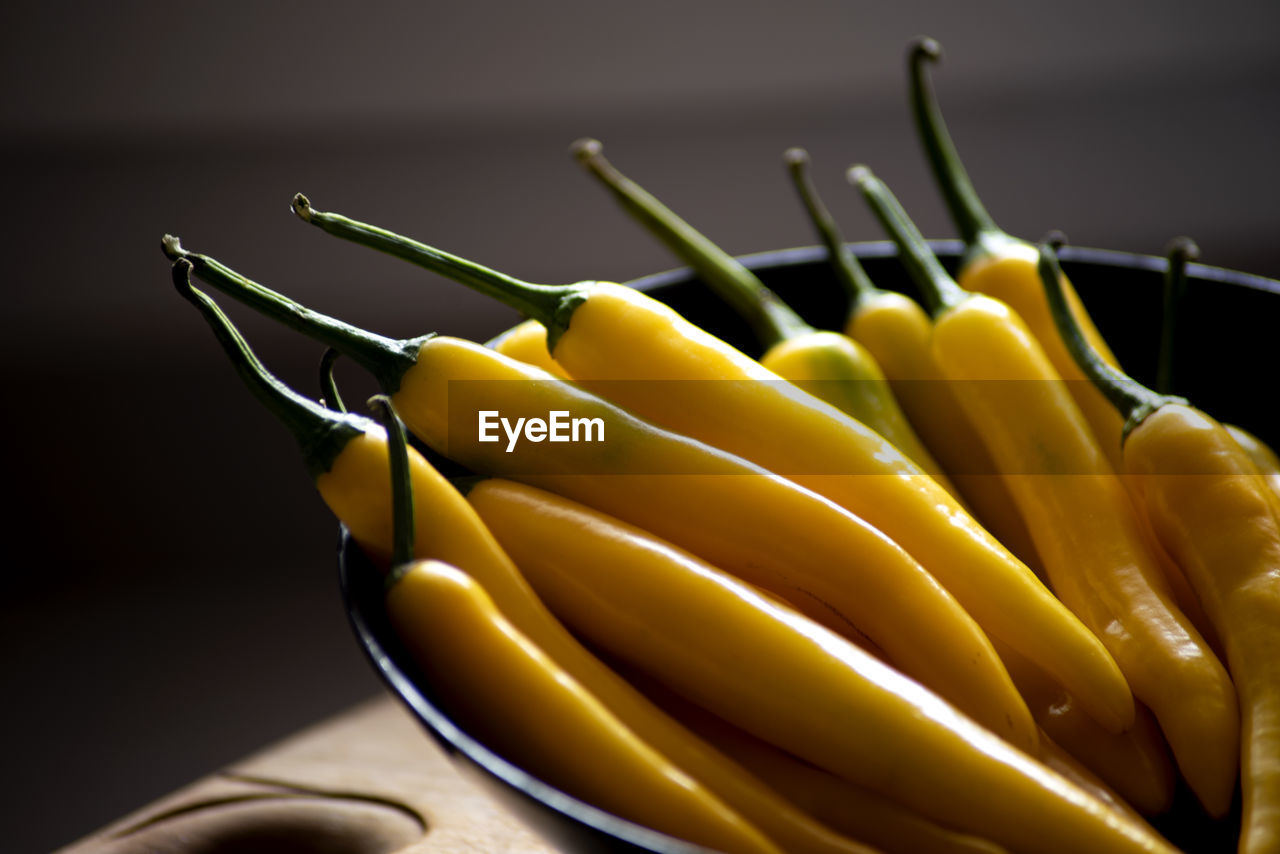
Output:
(287, 193), (1132, 740)
(390, 559), (785, 854)
(362, 396), (783, 854)
(852, 165), (1239, 818)
(164, 252), (887, 854)
(644, 684), (1012, 854)
(1041, 242), (1280, 854)
(467, 477), (1176, 854)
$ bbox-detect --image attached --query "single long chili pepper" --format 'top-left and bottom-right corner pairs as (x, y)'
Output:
(163, 236), (1038, 754)
(1041, 242), (1280, 854)
(907, 36), (1125, 468)
(569, 137), (961, 501)
(1138, 238), (1226, 655)
(849, 165), (1239, 817)
(285, 194), (1132, 737)
(370, 396), (784, 854)
(469, 478), (1177, 854)
(784, 144), (1046, 581)
(166, 255), (886, 854)
(1154, 237), (1280, 520)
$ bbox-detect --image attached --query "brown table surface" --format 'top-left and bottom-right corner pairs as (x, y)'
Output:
(57, 694), (558, 853)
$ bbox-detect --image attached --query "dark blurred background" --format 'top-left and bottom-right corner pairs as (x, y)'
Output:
(3, 2), (1278, 851)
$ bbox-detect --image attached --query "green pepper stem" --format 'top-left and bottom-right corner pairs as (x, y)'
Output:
(161, 235), (426, 394)
(570, 138), (812, 349)
(784, 147), (885, 317)
(291, 194), (588, 351)
(848, 165), (968, 316)
(1037, 244), (1185, 439)
(170, 258), (368, 478)
(369, 395), (415, 576)
(319, 347), (347, 413)
(1156, 236), (1200, 396)
(908, 37), (1006, 256)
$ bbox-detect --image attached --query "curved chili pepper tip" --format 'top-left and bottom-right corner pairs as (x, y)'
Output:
(783, 147), (809, 168)
(570, 137), (604, 162)
(1165, 235), (1200, 264)
(910, 35), (943, 63)
(292, 193), (315, 222)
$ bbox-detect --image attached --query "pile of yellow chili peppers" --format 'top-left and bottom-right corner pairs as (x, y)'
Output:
(162, 36), (1279, 854)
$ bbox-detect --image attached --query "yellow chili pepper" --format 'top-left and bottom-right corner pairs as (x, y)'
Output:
(286, 193), (1132, 738)
(164, 252), (885, 854)
(490, 317), (569, 378)
(466, 477), (1176, 854)
(164, 235), (1039, 750)
(1035, 733), (1150, 830)
(994, 640), (1175, 816)
(368, 397), (783, 854)
(1041, 242), (1280, 854)
(569, 138), (961, 501)
(617, 663), (1014, 854)
(784, 144), (1046, 581)
(390, 559), (786, 854)
(850, 167), (1239, 817)
(907, 36), (1125, 468)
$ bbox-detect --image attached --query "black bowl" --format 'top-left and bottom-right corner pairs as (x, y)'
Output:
(340, 241), (1280, 854)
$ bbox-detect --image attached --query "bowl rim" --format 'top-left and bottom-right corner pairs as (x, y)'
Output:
(624, 240), (1280, 296)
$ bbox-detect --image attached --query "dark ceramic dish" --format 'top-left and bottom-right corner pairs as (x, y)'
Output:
(340, 241), (1280, 854)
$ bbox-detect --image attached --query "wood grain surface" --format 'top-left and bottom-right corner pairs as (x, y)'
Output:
(57, 696), (558, 853)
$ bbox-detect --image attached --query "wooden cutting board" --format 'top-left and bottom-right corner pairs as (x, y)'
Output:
(57, 695), (558, 853)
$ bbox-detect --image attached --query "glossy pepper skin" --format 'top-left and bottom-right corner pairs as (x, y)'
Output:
(1227, 423), (1280, 499)
(164, 253), (881, 854)
(852, 166), (1239, 817)
(649, 688), (1013, 854)
(389, 560), (786, 854)
(907, 36), (1125, 469)
(994, 640), (1175, 816)
(165, 234), (1041, 753)
(287, 194), (1132, 740)
(366, 398), (783, 854)
(489, 317), (569, 378)
(784, 145), (1046, 581)
(467, 478), (1176, 854)
(570, 138), (960, 500)
(404, 339), (1037, 753)
(1041, 245), (1280, 854)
